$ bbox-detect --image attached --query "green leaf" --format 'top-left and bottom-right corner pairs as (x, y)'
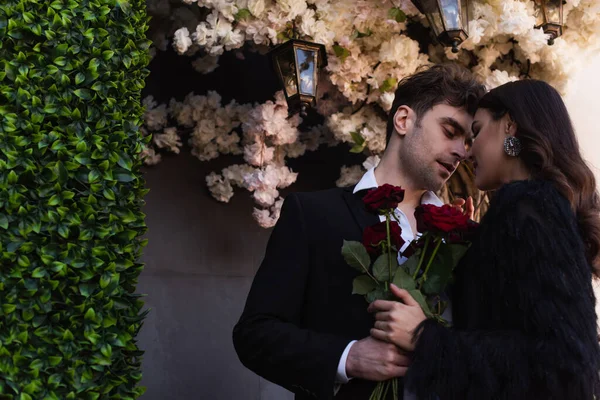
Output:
(403, 254), (420, 277)
(88, 170), (101, 183)
(57, 225), (69, 239)
(447, 243), (469, 266)
(380, 77), (398, 93)
(333, 44), (351, 62)
(117, 153), (133, 171)
(392, 266), (416, 290)
(341, 240), (372, 275)
(79, 283), (94, 297)
(102, 50), (115, 60)
(388, 7), (407, 23)
(235, 8), (252, 21)
(75, 73), (85, 84)
(352, 275), (377, 295)
(351, 27), (373, 39)
(103, 189), (115, 201)
(350, 131), (365, 146)
(55, 161), (69, 184)
(32, 268), (46, 278)
(0, 214), (8, 229)
(421, 244), (461, 295)
(8, 170), (18, 184)
(372, 254), (393, 282)
(115, 171), (134, 182)
(53, 56), (67, 66)
(365, 286), (393, 303)
(84, 308), (96, 321)
(3, 304), (16, 314)
(62, 329), (74, 341)
(74, 154), (91, 165)
(408, 290), (432, 317)
(100, 344), (112, 358)
(48, 356), (62, 366)
(73, 89), (92, 100)
(48, 195), (61, 206)
(350, 142), (367, 154)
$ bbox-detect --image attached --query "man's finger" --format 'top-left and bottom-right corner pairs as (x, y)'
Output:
(374, 311), (392, 321)
(390, 284), (419, 307)
(393, 366), (409, 378)
(394, 353), (412, 367)
(370, 328), (389, 343)
(368, 300), (396, 313)
(374, 320), (389, 331)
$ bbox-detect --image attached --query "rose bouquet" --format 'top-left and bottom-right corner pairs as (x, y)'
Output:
(342, 185), (478, 399)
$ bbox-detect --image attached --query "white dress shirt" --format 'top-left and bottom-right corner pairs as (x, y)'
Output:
(335, 167), (444, 389)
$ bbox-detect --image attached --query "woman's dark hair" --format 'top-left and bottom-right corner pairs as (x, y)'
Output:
(478, 79), (600, 276)
(386, 63), (486, 143)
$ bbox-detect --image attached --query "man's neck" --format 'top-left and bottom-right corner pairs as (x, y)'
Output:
(373, 162), (428, 209)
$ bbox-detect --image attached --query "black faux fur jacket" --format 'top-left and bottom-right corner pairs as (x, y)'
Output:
(405, 180), (600, 400)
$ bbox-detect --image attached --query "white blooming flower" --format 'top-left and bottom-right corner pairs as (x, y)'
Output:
(141, 146), (162, 166)
(206, 172), (235, 202)
(363, 155), (380, 171)
(173, 27), (193, 54)
(336, 165), (364, 187)
(484, 69), (519, 90)
(153, 127), (183, 154)
(191, 55), (220, 74)
(144, 0), (600, 227)
(248, 0), (266, 16)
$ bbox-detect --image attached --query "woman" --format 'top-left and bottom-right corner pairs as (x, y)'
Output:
(368, 80), (600, 399)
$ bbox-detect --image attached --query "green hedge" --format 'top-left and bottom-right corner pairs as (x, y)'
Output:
(0, 0), (150, 398)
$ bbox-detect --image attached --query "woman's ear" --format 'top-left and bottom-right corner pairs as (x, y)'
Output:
(505, 114), (517, 137)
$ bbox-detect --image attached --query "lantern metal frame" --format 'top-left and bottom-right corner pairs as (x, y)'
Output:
(268, 39), (327, 116)
(411, 0), (470, 53)
(533, 0), (564, 45)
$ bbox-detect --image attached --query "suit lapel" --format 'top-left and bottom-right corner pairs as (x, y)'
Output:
(341, 186), (380, 234)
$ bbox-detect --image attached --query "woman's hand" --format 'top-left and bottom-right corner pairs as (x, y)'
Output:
(367, 284), (427, 352)
(452, 196), (475, 220)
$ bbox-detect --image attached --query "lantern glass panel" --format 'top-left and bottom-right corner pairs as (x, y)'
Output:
(420, 0), (444, 36)
(439, 0), (462, 31)
(545, 0), (562, 24)
(295, 48), (317, 96)
(275, 47), (298, 97)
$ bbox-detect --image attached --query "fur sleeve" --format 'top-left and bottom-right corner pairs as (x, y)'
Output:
(404, 181), (600, 400)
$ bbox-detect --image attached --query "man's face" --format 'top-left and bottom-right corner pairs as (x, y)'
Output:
(398, 104), (474, 191)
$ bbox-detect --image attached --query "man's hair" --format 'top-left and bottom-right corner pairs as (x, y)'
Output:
(386, 63), (486, 143)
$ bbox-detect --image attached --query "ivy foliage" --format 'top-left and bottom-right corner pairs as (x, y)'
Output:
(0, 0), (151, 398)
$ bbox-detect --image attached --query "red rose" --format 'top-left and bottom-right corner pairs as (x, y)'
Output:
(362, 221), (405, 255)
(415, 204), (472, 236)
(363, 184), (405, 212)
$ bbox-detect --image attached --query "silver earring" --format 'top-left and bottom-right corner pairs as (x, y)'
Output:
(504, 137), (522, 157)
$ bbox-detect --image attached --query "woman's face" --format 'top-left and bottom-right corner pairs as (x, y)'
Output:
(469, 108), (510, 191)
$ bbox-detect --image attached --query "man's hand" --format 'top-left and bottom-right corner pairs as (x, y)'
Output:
(345, 336), (411, 381)
(452, 196), (475, 220)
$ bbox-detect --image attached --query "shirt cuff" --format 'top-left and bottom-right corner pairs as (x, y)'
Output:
(335, 340), (357, 383)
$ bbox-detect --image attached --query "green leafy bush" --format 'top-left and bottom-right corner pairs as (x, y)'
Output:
(0, 0), (151, 398)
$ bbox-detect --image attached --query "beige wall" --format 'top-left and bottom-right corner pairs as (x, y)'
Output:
(565, 54), (600, 325)
(565, 54), (600, 178)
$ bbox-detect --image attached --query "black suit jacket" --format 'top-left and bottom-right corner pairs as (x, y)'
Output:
(233, 186), (401, 399)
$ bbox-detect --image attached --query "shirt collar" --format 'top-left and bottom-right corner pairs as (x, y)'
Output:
(353, 167), (443, 206)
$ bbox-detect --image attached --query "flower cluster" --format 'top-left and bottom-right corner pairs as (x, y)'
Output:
(141, 0), (600, 227)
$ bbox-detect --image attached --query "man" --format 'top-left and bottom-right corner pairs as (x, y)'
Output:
(233, 64), (486, 399)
